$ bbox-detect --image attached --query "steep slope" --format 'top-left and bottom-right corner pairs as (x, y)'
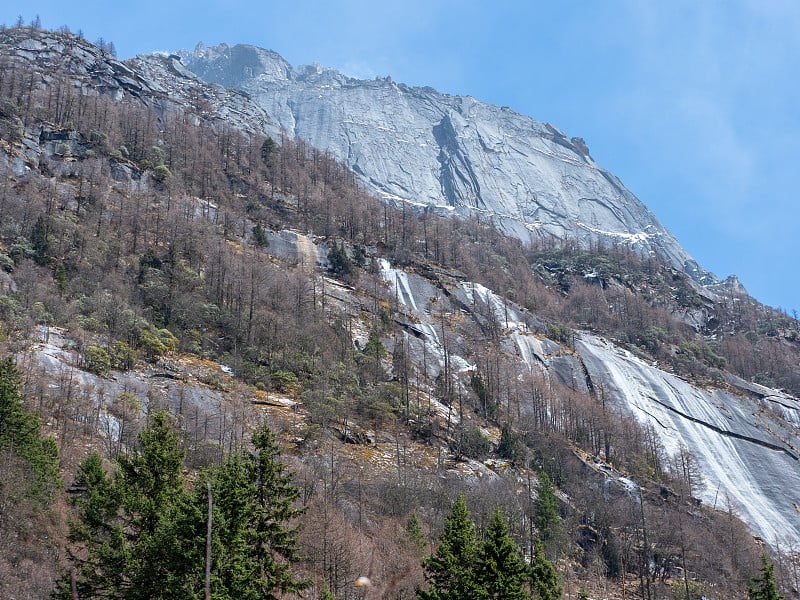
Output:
(577, 334), (800, 545)
(0, 30), (276, 135)
(378, 257), (800, 546)
(182, 43), (713, 283)
(2, 28), (800, 585)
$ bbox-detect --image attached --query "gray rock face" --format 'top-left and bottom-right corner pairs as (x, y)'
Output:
(377, 256), (800, 545)
(0, 29), (714, 283)
(576, 333), (800, 545)
(0, 29), (155, 101)
(182, 44), (713, 283)
(0, 30), (278, 143)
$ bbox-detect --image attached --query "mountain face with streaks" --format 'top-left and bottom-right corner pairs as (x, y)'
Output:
(3, 27), (799, 561)
(575, 334), (800, 545)
(376, 258), (800, 546)
(181, 43), (714, 284)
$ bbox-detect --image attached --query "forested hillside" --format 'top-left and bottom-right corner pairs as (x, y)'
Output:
(0, 24), (798, 599)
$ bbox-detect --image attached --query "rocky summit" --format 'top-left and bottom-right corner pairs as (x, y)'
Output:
(181, 43), (713, 284)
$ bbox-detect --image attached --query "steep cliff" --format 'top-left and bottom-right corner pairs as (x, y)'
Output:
(182, 43), (714, 284)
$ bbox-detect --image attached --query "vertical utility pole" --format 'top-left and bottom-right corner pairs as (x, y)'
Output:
(206, 481), (212, 600)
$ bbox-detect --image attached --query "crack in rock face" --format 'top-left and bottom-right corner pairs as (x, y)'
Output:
(576, 333), (800, 546)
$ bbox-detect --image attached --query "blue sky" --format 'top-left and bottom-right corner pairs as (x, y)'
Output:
(3, 1), (798, 313)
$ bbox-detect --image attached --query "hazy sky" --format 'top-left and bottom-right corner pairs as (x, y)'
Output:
(3, 1), (798, 313)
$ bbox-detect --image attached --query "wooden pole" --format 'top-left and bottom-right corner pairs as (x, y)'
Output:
(206, 481), (212, 600)
(71, 567), (79, 599)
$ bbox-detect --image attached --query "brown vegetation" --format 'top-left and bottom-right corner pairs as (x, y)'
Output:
(0, 24), (798, 598)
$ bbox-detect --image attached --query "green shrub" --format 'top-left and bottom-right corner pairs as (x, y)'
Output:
(32, 302), (53, 325)
(497, 424), (524, 463)
(0, 253), (14, 273)
(452, 425), (491, 460)
(362, 328), (386, 359)
(0, 98), (19, 119)
(83, 344), (111, 375)
(148, 145), (165, 166)
(88, 130), (108, 149)
(138, 326), (178, 359)
(0, 296), (23, 333)
(152, 164), (171, 182)
(110, 341), (136, 371)
(546, 323), (572, 345)
(75, 315), (107, 333)
(270, 370), (301, 394)
(9, 238), (34, 262)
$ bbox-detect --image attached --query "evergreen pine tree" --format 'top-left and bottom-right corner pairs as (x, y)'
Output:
(747, 554), (784, 600)
(319, 583), (337, 599)
(418, 494), (485, 600)
(600, 523), (621, 579)
(533, 472), (560, 555)
(54, 263), (68, 296)
(59, 412), (199, 600)
(202, 452), (263, 598)
(30, 215), (50, 266)
(327, 242), (353, 276)
(59, 452), (128, 598)
(0, 357), (59, 503)
(475, 509), (532, 599)
(497, 424), (523, 463)
(246, 422), (309, 598)
(252, 223), (269, 247)
(260, 136), (277, 165)
(116, 411), (187, 534)
(260, 136), (278, 197)
(407, 512), (427, 554)
(60, 416), (309, 599)
(529, 539), (562, 600)
(105, 411), (198, 599)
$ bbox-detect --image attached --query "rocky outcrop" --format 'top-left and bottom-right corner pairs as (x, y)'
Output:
(0, 29), (277, 138)
(0, 30), (154, 101)
(181, 43), (714, 284)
